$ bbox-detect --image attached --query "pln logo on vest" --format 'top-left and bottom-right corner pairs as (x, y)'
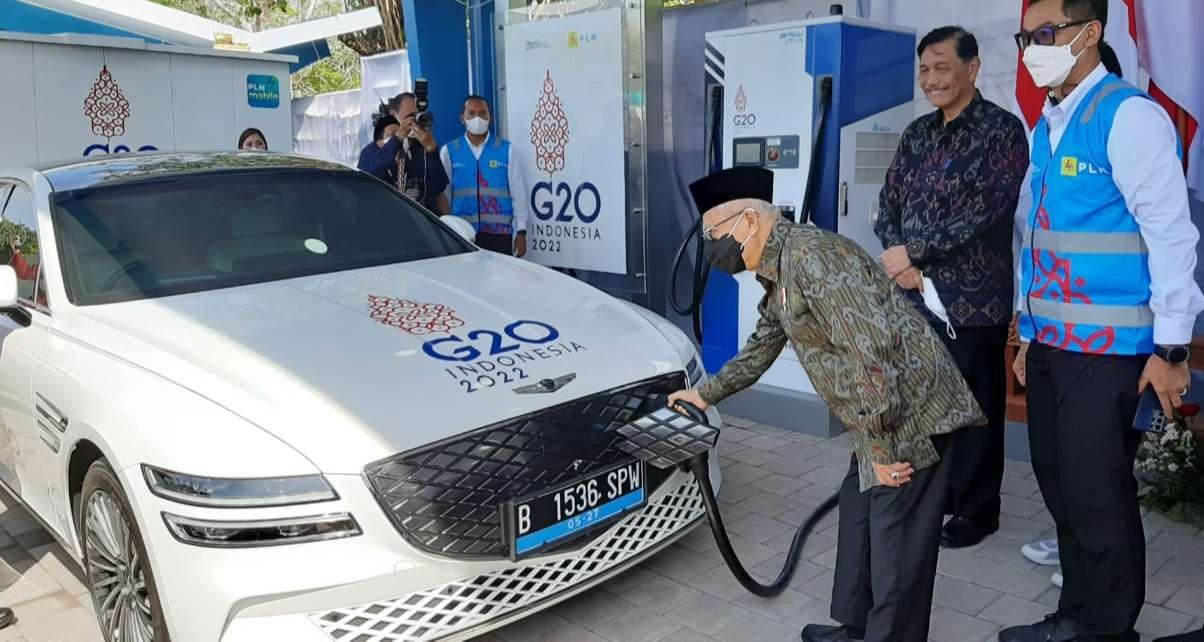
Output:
(1060, 156), (1110, 177)
(81, 65), (159, 157)
(529, 70), (602, 239)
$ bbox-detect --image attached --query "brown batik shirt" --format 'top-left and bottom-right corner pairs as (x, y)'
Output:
(699, 218), (985, 490)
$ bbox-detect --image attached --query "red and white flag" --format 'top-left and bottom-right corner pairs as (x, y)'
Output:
(1015, 0), (1204, 196)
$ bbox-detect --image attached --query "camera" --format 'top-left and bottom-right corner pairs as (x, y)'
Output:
(414, 78), (433, 129)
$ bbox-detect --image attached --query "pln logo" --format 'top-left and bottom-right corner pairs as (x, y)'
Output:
(246, 74), (280, 109)
(81, 65), (158, 157)
(1060, 156), (1110, 177)
(567, 31), (597, 48)
(733, 85), (756, 128)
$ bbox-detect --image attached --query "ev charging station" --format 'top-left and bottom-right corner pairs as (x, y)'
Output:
(699, 14), (915, 424)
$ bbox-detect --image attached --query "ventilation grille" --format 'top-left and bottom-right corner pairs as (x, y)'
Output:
(363, 373), (685, 559)
(312, 476), (704, 642)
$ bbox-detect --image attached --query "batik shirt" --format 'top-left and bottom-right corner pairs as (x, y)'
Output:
(875, 93), (1029, 327)
(699, 218), (985, 490)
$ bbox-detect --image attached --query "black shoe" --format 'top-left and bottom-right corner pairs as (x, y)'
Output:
(801, 624), (865, 642)
(0, 607), (12, 629)
(940, 515), (999, 549)
(998, 613), (1079, 642)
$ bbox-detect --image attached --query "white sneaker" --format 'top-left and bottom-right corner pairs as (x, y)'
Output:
(1051, 571), (1063, 588)
(1022, 538), (1060, 566)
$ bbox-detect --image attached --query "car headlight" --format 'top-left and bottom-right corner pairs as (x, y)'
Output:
(142, 465), (338, 508)
(162, 512), (360, 547)
(687, 355), (705, 388)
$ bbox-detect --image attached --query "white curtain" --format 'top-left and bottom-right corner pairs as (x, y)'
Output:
(292, 88), (364, 168)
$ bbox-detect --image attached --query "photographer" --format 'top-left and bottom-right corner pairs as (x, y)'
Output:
(358, 86), (452, 215)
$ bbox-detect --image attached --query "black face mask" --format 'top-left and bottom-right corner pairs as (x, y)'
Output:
(704, 235), (747, 275)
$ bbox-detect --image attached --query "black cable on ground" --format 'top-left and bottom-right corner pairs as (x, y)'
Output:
(675, 401), (841, 598)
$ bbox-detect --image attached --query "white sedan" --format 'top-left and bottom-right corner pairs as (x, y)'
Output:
(0, 153), (719, 642)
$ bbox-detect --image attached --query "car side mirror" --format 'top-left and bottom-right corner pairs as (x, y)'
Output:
(440, 216), (476, 245)
(0, 266), (18, 309)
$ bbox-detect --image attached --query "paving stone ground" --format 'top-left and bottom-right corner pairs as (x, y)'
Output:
(0, 414), (1199, 641)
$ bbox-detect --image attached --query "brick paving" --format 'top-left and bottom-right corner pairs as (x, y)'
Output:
(0, 415), (1198, 641)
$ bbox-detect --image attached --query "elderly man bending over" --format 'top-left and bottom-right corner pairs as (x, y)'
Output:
(669, 167), (984, 642)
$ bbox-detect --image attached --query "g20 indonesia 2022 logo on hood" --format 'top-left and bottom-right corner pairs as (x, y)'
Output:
(81, 65), (158, 157)
(365, 294), (588, 395)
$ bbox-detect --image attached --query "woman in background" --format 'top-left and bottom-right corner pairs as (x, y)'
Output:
(238, 128), (268, 151)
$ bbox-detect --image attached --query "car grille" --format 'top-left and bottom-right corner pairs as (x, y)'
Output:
(363, 372), (686, 559)
(311, 473), (705, 642)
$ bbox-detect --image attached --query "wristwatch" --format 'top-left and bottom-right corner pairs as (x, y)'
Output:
(1155, 344), (1191, 366)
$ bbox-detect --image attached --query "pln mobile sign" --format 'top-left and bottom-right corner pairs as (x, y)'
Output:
(504, 8), (627, 275)
(247, 75), (281, 109)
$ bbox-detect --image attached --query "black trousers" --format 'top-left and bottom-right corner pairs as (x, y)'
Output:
(476, 232), (512, 255)
(937, 324), (1008, 525)
(831, 435), (951, 642)
(1026, 343), (1146, 642)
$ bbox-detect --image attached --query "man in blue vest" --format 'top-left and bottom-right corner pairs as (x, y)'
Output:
(1002, 1), (1204, 641)
(440, 95), (530, 256)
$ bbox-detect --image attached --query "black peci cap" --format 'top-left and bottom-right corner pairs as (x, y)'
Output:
(688, 167), (774, 215)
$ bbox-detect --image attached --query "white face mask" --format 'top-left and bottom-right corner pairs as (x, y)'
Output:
(1022, 25), (1089, 88)
(920, 276), (957, 340)
(465, 116), (490, 136)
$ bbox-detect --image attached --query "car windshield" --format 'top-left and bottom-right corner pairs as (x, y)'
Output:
(50, 168), (473, 305)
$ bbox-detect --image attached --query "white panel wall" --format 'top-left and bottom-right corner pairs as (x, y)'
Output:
(0, 36), (293, 167)
(171, 55), (237, 151)
(0, 41), (38, 169)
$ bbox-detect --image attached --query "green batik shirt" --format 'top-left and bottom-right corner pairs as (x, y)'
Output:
(699, 218), (986, 491)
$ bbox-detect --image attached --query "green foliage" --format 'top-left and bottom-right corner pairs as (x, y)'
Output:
(0, 220), (38, 265)
(292, 38), (361, 97)
(150, 0), (362, 97)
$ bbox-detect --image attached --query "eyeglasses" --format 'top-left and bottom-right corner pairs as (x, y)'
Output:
(701, 210), (747, 242)
(1014, 19), (1092, 50)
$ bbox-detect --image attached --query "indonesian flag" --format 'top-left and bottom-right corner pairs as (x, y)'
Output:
(1015, 0), (1204, 196)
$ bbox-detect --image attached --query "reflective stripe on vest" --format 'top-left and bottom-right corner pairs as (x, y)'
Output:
(448, 136), (514, 235)
(1027, 298), (1154, 328)
(1022, 229), (1148, 255)
(1018, 75), (1159, 355)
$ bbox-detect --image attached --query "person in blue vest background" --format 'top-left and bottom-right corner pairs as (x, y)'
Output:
(1002, 1), (1204, 642)
(440, 95), (530, 256)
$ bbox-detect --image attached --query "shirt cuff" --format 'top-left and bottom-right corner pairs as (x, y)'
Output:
(1154, 315), (1197, 346)
(697, 381), (723, 406)
(863, 435), (897, 465)
(904, 238), (926, 264)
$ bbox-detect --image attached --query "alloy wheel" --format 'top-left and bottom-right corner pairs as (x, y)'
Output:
(85, 490), (155, 642)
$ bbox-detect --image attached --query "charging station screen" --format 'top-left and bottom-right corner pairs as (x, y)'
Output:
(734, 141), (762, 166)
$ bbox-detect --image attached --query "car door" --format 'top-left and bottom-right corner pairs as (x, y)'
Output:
(0, 181), (53, 519)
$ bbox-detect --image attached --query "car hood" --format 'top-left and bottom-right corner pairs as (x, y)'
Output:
(62, 253), (685, 473)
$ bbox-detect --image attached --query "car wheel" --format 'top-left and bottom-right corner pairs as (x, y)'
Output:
(80, 460), (170, 642)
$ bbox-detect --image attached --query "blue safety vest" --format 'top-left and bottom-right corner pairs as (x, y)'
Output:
(1018, 74), (1174, 356)
(447, 135), (514, 235)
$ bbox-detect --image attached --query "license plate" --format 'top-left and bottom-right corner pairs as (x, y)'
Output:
(502, 460), (646, 560)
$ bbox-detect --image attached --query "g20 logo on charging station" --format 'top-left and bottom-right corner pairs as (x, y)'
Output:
(527, 70), (603, 250)
(732, 84), (757, 128)
(81, 65), (160, 157)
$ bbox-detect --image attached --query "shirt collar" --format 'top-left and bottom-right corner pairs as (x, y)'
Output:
(754, 217), (794, 282)
(929, 90), (985, 131)
(465, 132), (491, 150)
(1043, 63), (1107, 121)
